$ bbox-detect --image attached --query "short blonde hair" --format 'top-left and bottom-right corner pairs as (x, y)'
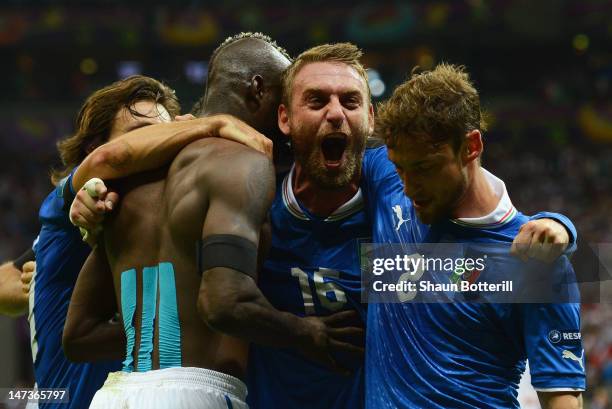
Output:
(281, 42), (370, 107)
(377, 63), (487, 150)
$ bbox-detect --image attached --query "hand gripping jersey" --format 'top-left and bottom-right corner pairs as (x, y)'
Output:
(246, 162), (372, 409)
(31, 170), (121, 409)
(360, 146), (585, 409)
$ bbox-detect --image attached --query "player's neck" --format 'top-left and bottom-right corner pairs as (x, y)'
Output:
(452, 165), (499, 219)
(292, 163), (360, 218)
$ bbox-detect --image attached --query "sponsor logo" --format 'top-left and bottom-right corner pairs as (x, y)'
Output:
(392, 205), (410, 231)
(562, 349), (585, 371)
(549, 330), (581, 344)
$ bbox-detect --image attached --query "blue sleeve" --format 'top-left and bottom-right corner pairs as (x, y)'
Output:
(58, 166), (78, 203)
(361, 146), (396, 202)
(39, 168), (79, 226)
(521, 303), (586, 391)
(529, 212), (578, 255)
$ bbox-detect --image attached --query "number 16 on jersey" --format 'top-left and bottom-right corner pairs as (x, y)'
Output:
(291, 267), (348, 314)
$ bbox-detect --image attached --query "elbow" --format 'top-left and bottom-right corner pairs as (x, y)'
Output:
(62, 331), (81, 362)
(86, 143), (131, 176)
(62, 320), (87, 362)
(91, 143), (130, 169)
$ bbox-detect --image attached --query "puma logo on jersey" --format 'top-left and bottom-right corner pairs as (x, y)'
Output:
(562, 349), (584, 370)
(392, 205), (410, 231)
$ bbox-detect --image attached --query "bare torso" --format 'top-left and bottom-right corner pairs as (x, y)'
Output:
(104, 138), (258, 379)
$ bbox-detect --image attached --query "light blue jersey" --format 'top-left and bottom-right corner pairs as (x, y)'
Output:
(32, 170), (121, 409)
(361, 146), (585, 408)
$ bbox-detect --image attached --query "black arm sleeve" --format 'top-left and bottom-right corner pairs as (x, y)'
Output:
(13, 248), (35, 270)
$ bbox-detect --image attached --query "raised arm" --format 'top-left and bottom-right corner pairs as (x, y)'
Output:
(72, 114), (272, 192)
(63, 242), (125, 362)
(196, 148), (362, 372)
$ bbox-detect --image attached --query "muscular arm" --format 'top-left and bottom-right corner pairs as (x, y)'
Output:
(72, 114), (271, 191)
(0, 262), (28, 317)
(63, 242), (125, 362)
(196, 149), (327, 355)
(197, 151), (305, 344)
(537, 391), (582, 409)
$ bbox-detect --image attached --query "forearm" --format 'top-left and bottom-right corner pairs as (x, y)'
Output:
(63, 316), (125, 362)
(0, 262), (28, 317)
(72, 116), (225, 190)
(538, 392), (582, 409)
(199, 269), (310, 350)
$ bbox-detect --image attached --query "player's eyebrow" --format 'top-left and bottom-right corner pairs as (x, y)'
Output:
(302, 88), (326, 99)
(302, 88), (362, 99)
(407, 158), (438, 168)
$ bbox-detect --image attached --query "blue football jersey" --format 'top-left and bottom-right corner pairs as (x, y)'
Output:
(31, 170), (121, 409)
(360, 146), (585, 409)
(247, 164), (371, 409)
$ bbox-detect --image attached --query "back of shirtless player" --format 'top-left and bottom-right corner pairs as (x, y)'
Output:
(106, 136), (270, 376)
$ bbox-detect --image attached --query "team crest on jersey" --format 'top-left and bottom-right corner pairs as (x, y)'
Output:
(391, 205), (410, 231)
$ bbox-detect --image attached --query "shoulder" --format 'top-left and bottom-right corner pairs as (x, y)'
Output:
(176, 138), (270, 171)
(179, 139), (274, 199)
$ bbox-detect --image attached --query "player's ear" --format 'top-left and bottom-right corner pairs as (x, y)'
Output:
(248, 75), (265, 108)
(462, 130), (482, 164)
(278, 103), (290, 136)
(367, 102), (375, 136)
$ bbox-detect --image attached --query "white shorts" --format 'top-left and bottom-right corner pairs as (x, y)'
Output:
(89, 367), (248, 409)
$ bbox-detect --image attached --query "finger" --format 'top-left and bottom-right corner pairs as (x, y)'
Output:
(512, 229), (533, 262)
(73, 201), (105, 227)
(104, 191), (119, 211)
(175, 113), (196, 122)
(71, 213), (96, 231)
(539, 240), (554, 263)
(323, 310), (362, 327)
(546, 237), (567, 263)
(82, 178), (105, 198)
(94, 181), (108, 199)
(328, 326), (364, 339)
(22, 261), (35, 274)
(329, 327), (365, 346)
(77, 190), (106, 214)
(526, 227), (547, 260)
(328, 338), (365, 357)
(73, 202), (102, 225)
(264, 139), (273, 159)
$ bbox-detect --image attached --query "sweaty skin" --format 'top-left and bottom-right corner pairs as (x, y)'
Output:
(67, 138), (272, 378)
(65, 135), (363, 379)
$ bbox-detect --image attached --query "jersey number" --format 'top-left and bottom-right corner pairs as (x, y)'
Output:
(291, 267), (347, 314)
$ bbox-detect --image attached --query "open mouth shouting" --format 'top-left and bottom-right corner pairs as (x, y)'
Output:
(321, 133), (348, 170)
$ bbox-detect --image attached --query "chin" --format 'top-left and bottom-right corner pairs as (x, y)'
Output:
(415, 208), (442, 225)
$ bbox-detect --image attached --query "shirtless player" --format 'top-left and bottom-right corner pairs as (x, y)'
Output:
(63, 33), (363, 409)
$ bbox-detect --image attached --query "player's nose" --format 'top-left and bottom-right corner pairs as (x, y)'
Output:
(401, 178), (421, 199)
(326, 97), (345, 129)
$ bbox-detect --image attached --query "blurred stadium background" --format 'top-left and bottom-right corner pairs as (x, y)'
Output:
(0, 0), (610, 408)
